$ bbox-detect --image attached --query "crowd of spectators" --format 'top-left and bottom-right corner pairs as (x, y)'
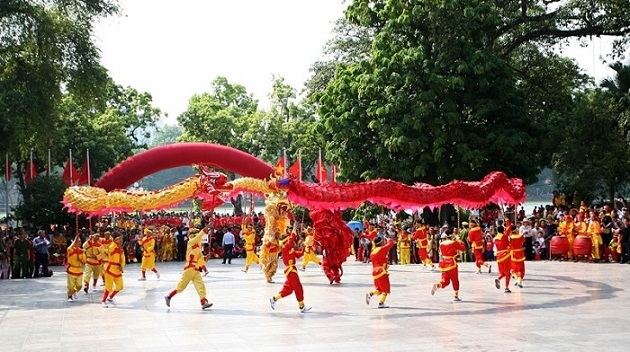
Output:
(0, 211), (267, 280)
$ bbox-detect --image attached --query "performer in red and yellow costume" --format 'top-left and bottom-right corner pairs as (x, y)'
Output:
(241, 221), (260, 273)
(467, 219), (491, 274)
(164, 228), (213, 310)
(66, 235), (86, 302)
(558, 214), (574, 259)
(573, 212), (589, 262)
(138, 228), (160, 281)
(412, 222), (434, 268)
(431, 230), (466, 301)
(397, 228), (411, 265)
(493, 225), (512, 293)
(365, 236), (396, 308)
(587, 210), (602, 262)
(509, 225), (526, 288)
(82, 233), (102, 293)
(99, 230), (114, 285)
(102, 236), (125, 308)
(159, 227), (175, 262)
(301, 227), (321, 271)
(269, 232), (312, 313)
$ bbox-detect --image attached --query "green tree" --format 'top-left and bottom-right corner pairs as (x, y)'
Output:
(315, 0), (630, 185)
(0, 0), (119, 178)
(552, 89), (630, 202)
(14, 176), (73, 229)
(53, 79), (162, 183)
(178, 76), (258, 150)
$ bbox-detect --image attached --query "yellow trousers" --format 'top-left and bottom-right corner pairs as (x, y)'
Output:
(104, 273), (124, 293)
(175, 268), (206, 299)
(399, 248), (410, 265)
(141, 254), (156, 271)
(301, 252), (321, 268)
(67, 274), (82, 297)
(83, 264), (101, 284)
(592, 234), (602, 260)
(245, 250), (259, 268)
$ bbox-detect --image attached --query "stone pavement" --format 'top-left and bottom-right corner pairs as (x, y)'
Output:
(0, 258), (629, 352)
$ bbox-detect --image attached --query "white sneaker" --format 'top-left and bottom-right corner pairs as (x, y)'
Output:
(431, 283), (438, 296)
(91, 288), (97, 293)
(494, 279), (501, 290)
(453, 297), (462, 302)
(475, 271), (481, 275)
(101, 302), (109, 308)
(203, 271), (209, 277)
(155, 272), (160, 279)
(269, 297), (276, 310)
(201, 302), (213, 310)
(300, 305), (312, 313)
(377, 303), (389, 309)
(365, 293), (371, 305)
(72, 293), (78, 300)
(67, 298), (73, 302)
(138, 277), (146, 281)
(106, 298), (116, 306)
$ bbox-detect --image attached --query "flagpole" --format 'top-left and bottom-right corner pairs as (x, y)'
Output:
(4, 153), (9, 221)
(298, 150), (302, 181)
(86, 149), (91, 186)
(283, 148), (287, 176)
(69, 149), (73, 186)
(318, 148), (322, 183)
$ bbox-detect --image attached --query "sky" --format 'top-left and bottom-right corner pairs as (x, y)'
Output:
(93, 1), (618, 126)
(93, 0), (348, 125)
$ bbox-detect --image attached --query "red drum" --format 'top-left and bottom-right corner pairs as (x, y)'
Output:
(550, 236), (569, 255)
(573, 236), (592, 256)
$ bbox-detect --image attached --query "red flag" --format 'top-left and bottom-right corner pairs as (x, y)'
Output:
(24, 161), (37, 184)
(77, 159), (91, 185)
(288, 158), (302, 181)
(5, 154), (10, 182)
(62, 159), (79, 185)
(331, 164), (339, 183)
(316, 156), (328, 183)
(274, 156), (285, 176)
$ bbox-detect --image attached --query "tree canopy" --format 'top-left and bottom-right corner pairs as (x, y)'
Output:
(315, 0), (630, 186)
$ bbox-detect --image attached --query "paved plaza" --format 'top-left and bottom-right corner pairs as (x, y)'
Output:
(0, 258), (628, 352)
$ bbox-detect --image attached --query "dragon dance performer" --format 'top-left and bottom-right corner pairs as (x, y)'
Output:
(83, 234), (102, 293)
(509, 225), (526, 288)
(99, 230), (114, 285)
(241, 221), (260, 273)
(573, 212), (589, 262)
(587, 210), (602, 262)
(138, 228), (160, 281)
(159, 227), (176, 262)
(66, 235), (86, 302)
(164, 228), (213, 310)
(102, 236), (125, 308)
(493, 225), (512, 293)
(301, 227), (321, 271)
(557, 213), (574, 260)
(431, 230), (467, 302)
(398, 228), (411, 265)
(261, 237), (280, 283)
(365, 236), (396, 309)
(412, 221), (434, 268)
(269, 232), (312, 313)
(467, 219), (492, 274)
